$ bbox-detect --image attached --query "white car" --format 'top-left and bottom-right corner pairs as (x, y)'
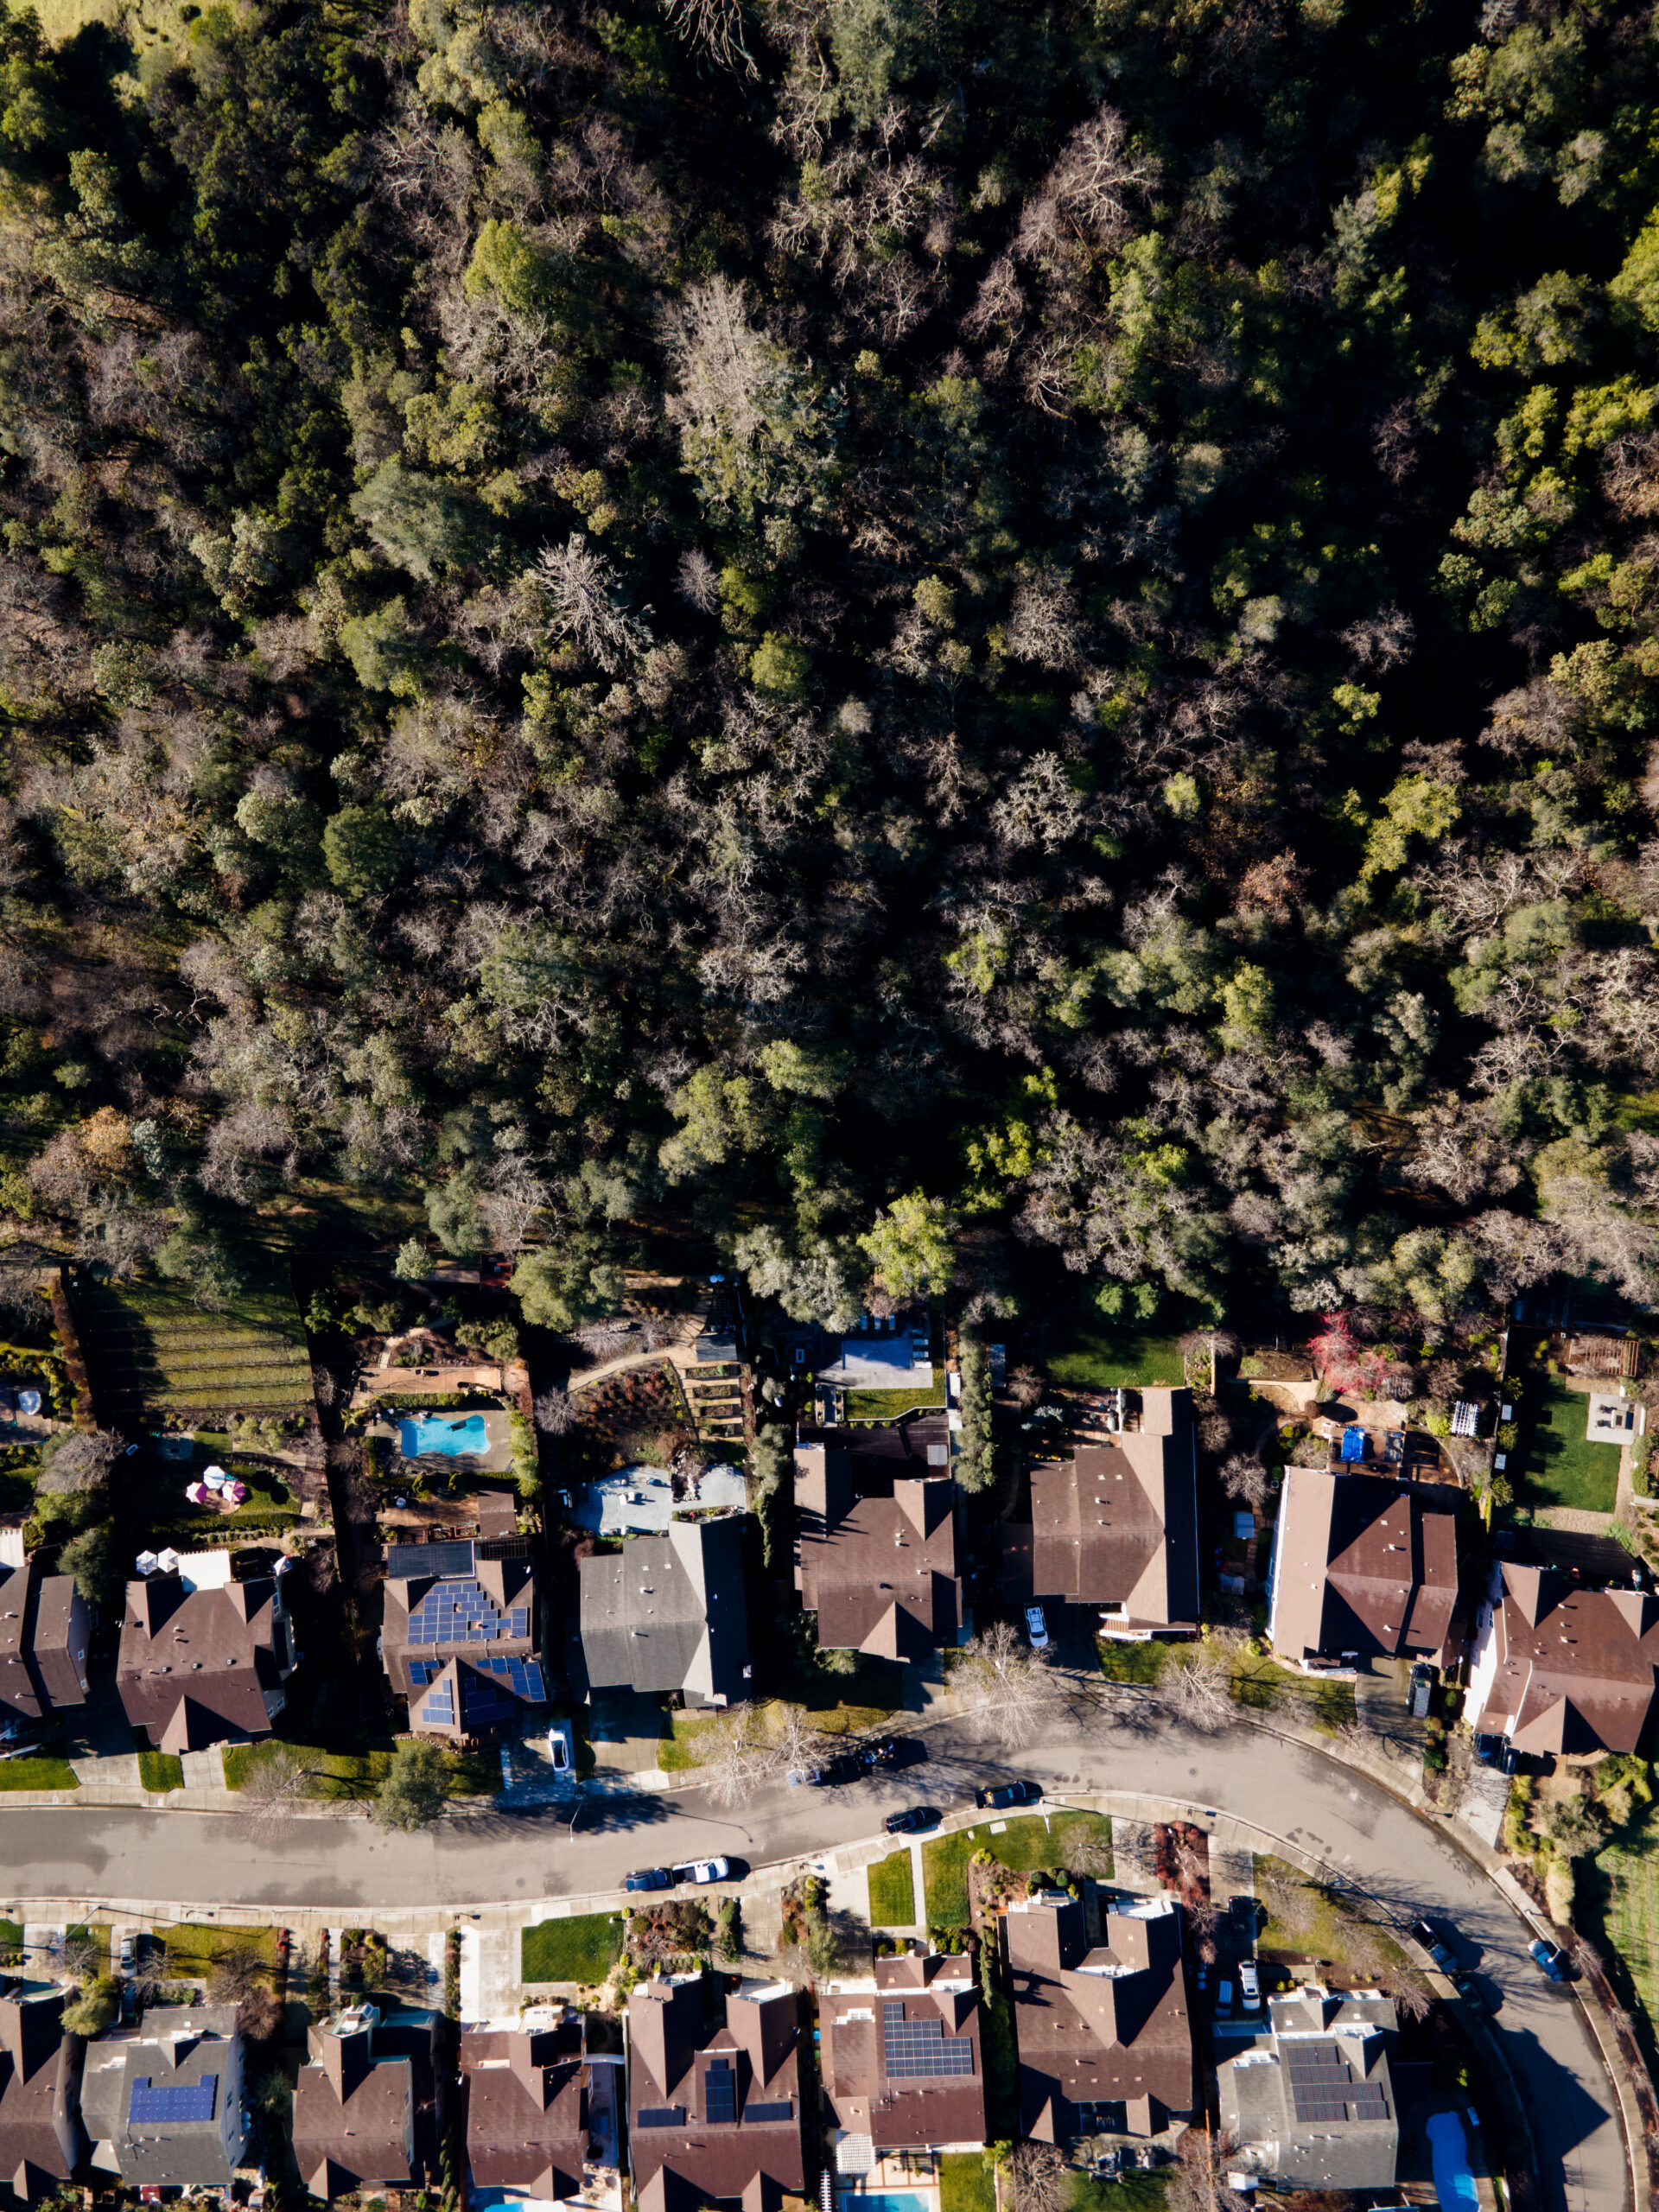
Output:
(546, 1720), (575, 1773)
(1239, 1961), (1261, 2009)
(673, 1858), (730, 1885)
(1025, 1605), (1050, 1650)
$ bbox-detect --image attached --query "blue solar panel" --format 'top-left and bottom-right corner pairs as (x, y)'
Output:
(704, 2062), (736, 2126)
(409, 1659), (435, 1686)
(130, 2075), (218, 2126)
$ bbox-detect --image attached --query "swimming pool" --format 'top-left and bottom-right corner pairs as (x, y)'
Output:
(1427, 2110), (1478, 2212)
(841, 2195), (931, 2212)
(398, 1413), (489, 1458)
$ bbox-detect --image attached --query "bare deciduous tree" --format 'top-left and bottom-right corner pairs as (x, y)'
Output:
(657, 0), (756, 76)
(239, 1746), (315, 1841)
(1219, 1453), (1271, 1514)
(1258, 1859), (1319, 1940)
(1061, 1826), (1115, 1878)
(954, 1622), (1066, 1749)
(1161, 1646), (1235, 1733)
(531, 536), (652, 674)
(677, 549), (719, 611)
(1010, 2139), (1070, 2212)
(208, 1943), (271, 2005)
(38, 1429), (123, 1497)
(533, 1384), (577, 1434)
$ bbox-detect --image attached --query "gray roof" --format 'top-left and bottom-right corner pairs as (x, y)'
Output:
(80, 2008), (247, 2187)
(1217, 1986), (1397, 2190)
(576, 1519), (749, 1705)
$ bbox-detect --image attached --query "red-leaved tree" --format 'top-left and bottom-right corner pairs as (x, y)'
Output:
(1306, 1313), (1390, 1398)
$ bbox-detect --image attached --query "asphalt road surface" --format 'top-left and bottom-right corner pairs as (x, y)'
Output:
(0, 1698), (1625, 2212)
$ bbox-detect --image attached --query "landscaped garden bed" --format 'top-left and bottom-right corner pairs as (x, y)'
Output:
(73, 1277), (313, 1427)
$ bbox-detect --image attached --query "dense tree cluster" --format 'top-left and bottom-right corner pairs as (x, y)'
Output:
(2, 0), (1658, 1337)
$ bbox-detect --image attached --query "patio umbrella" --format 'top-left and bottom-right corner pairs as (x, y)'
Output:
(156, 1548), (181, 1574)
(135, 1550), (159, 1576)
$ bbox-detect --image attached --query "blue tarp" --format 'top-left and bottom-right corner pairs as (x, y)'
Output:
(1340, 1424), (1366, 1464)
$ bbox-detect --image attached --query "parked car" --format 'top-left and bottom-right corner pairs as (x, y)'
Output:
(1529, 1938), (1568, 1983)
(118, 1932), (135, 1976)
(1025, 1605), (1050, 1650)
(860, 1738), (899, 1768)
(1473, 1733), (1501, 1766)
(978, 1779), (1043, 1810)
(1216, 1979), (1234, 2012)
(1499, 1740), (1521, 1776)
(546, 1720), (575, 1773)
(1238, 1961), (1261, 2010)
(1409, 1663), (1434, 1719)
(885, 1806), (942, 1835)
(625, 1867), (673, 1892)
(1230, 1895), (1256, 1948)
(1411, 1919), (1457, 1973)
(673, 1859), (731, 1885)
(811, 1752), (867, 1787)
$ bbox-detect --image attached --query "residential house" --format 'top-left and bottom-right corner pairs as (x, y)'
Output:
(820, 1951), (985, 2174)
(1465, 1559), (1659, 1757)
(795, 1430), (960, 1663)
(1266, 1470), (1463, 1673)
(1217, 1985), (1398, 2190)
(382, 1539), (546, 1739)
(292, 2002), (441, 2199)
(81, 2006), (250, 2189)
(117, 1552), (296, 1753)
(1004, 1893), (1193, 2145)
(1001, 1390), (1199, 1638)
(626, 1976), (804, 2212)
(462, 2014), (623, 2202)
(0, 1523), (92, 1726)
(575, 1519), (749, 1708)
(0, 1990), (87, 2202)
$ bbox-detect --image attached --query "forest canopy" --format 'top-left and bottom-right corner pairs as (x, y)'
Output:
(2, 0), (1658, 1339)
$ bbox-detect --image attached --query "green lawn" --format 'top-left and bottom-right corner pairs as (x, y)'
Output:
(162, 1923), (277, 1976)
(923, 1814), (1113, 1926)
(224, 1737), (496, 1799)
(1048, 1325), (1187, 1391)
(661, 1693), (903, 1770)
(843, 1367), (948, 1421)
(940, 2151), (996, 2212)
(138, 1750), (184, 1792)
(1594, 1814), (1659, 2044)
(0, 1758), (78, 1790)
(1227, 1643), (1355, 1732)
(1096, 1639), (1171, 1684)
(523, 1914), (624, 1983)
(1512, 1370), (1620, 1515)
(1071, 2173), (1169, 2212)
(1252, 1855), (1408, 1970)
(868, 1852), (917, 1927)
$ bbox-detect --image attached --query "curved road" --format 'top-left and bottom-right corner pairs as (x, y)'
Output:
(1, 1700), (1624, 2212)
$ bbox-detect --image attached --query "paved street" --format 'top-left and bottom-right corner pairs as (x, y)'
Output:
(0, 1700), (1626, 2212)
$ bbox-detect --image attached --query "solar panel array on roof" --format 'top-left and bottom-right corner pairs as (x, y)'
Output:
(478, 1654), (546, 1699)
(408, 1580), (511, 1647)
(881, 2002), (975, 2079)
(636, 2108), (685, 2129)
(704, 2060), (736, 2126)
(130, 2075), (219, 2126)
(422, 1681), (455, 1725)
(742, 2101), (794, 2126)
(387, 1541), (476, 1581)
(1283, 2041), (1387, 2125)
(409, 1658), (435, 1687)
(459, 1669), (518, 1726)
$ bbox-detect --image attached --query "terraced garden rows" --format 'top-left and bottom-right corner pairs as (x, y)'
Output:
(74, 1281), (313, 1425)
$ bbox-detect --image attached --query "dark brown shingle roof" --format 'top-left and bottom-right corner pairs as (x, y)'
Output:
(627, 1979), (804, 2212)
(1268, 1471), (1462, 1669)
(795, 1444), (959, 1661)
(118, 1571), (293, 1751)
(821, 1954), (986, 2153)
(1471, 1563), (1659, 1754)
(0, 1993), (86, 2201)
(1005, 1896), (1193, 2142)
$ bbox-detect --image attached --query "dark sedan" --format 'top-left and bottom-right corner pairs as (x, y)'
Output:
(624, 1867), (673, 1892)
(885, 1805), (942, 1835)
(977, 1779), (1043, 1810)
(811, 1752), (867, 1787)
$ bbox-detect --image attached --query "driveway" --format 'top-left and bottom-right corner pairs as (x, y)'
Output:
(0, 1699), (1624, 2212)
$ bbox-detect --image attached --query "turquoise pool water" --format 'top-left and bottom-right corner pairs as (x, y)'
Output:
(842, 2196), (930, 2212)
(1427, 2110), (1478, 2212)
(398, 1413), (488, 1458)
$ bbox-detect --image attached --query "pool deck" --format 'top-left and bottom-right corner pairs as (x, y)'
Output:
(369, 1408), (515, 1476)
